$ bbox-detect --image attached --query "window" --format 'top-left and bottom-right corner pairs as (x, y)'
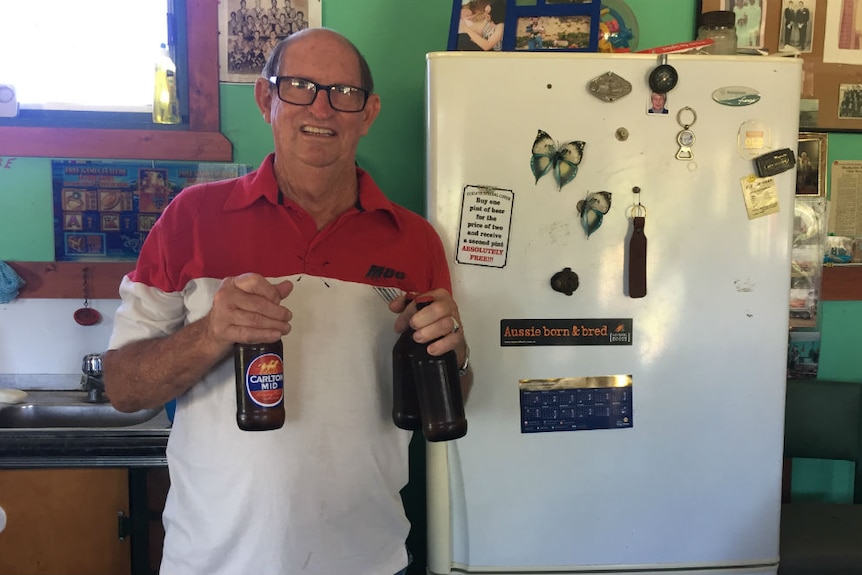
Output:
(0, 0), (231, 162)
(3, 2), (168, 113)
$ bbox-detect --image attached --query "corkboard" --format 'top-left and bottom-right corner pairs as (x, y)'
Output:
(699, 0), (862, 132)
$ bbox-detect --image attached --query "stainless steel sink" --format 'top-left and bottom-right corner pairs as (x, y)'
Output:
(0, 390), (162, 428)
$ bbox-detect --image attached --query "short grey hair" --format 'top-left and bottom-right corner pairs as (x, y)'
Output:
(261, 29), (374, 93)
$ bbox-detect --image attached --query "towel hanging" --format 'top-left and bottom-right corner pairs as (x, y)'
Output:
(0, 261), (25, 304)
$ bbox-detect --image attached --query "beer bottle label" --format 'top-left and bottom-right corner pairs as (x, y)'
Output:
(244, 352), (284, 407)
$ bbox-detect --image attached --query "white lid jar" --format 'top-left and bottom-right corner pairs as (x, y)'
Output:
(697, 10), (737, 55)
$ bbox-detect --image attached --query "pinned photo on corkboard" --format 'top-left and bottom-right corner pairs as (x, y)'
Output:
(219, 0), (322, 83)
(721, 0), (768, 51)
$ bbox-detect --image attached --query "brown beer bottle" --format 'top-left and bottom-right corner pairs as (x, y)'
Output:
(234, 340), (285, 431)
(392, 315), (422, 431)
(408, 302), (467, 442)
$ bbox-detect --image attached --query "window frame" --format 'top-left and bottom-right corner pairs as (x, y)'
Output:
(0, 0), (232, 162)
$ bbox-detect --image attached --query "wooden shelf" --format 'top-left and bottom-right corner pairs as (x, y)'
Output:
(8, 261), (134, 299)
(821, 265), (862, 301)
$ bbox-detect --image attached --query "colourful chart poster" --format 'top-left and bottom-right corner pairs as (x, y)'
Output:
(52, 160), (250, 261)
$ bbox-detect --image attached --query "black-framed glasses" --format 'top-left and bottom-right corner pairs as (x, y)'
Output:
(268, 76), (369, 113)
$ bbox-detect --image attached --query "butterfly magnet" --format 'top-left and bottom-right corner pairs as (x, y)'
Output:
(577, 191), (612, 238)
(530, 129), (585, 191)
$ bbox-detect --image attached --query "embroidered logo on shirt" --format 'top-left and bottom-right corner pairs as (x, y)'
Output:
(365, 264), (406, 280)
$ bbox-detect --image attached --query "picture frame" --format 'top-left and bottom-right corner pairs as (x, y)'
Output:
(698, 0), (862, 132)
(218, 0), (322, 84)
(448, 0), (603, 53)
(796, 132), (826, 196)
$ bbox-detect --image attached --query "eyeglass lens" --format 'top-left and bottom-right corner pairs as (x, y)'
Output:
(276, 77), (367, 112)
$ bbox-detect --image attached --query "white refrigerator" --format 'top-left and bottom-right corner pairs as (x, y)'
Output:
(424, 52), (802, 575)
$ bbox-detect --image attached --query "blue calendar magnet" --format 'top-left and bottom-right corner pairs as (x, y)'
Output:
(519, 375), (633, 433)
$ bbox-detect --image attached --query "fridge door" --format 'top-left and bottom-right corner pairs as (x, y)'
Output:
(426, 52), (801, 574)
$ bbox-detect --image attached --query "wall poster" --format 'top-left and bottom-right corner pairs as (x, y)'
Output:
(52, 160), (250, 261)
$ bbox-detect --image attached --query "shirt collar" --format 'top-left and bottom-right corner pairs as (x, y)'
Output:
(224, 153), (402, 228)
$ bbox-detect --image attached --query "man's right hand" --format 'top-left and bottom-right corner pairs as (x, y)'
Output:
(104, 273), (292, 413)
(207, 273), (293, 349)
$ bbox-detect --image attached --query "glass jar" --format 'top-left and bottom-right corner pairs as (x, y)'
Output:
(697, 10), (737, 55)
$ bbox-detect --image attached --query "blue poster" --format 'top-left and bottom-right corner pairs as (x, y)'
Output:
(52, 160), (250, 261)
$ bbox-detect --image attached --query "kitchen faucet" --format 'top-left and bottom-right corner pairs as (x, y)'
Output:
(81, 353), (108, 403)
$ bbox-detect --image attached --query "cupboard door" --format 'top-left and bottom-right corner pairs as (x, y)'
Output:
(0, 468), (130, 575)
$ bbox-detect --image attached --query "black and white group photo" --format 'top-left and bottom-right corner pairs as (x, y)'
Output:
(221, 0), (313, 81)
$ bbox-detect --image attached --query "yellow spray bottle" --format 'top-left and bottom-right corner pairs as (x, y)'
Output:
(153, 43), (180, 124)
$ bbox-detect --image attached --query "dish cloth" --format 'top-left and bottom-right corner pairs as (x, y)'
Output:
(0, 262), (25, 304)
(0, 388), (27, 404)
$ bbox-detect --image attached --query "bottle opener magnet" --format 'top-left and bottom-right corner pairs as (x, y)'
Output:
(675, 106), (697, 161)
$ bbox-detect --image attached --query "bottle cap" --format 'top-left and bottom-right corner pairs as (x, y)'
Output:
(700, 10), (735, 28)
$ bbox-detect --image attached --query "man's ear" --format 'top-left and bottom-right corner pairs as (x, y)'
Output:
(254, 77), (274, 123)
(359, 93), (381, 137)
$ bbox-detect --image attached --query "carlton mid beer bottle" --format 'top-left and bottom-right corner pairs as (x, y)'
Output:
(234, 340), (285, 431)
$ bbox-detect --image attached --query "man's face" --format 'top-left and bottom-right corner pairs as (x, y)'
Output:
(255, 31), (380, 171)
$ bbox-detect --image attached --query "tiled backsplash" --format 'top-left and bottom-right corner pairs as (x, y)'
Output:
(0, 298), (120, 388)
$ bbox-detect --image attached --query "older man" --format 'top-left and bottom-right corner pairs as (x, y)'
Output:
(104, 28), (471, 575)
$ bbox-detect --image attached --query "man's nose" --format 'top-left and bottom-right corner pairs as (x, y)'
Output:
(308, 88), (334, 114)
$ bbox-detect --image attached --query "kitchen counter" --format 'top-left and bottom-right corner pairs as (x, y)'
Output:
(0, 410), (171, 469)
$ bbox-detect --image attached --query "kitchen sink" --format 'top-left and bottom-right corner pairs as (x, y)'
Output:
(0, 390), (162, 428)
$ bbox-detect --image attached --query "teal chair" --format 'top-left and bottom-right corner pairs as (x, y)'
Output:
(779, 378), (862, 574)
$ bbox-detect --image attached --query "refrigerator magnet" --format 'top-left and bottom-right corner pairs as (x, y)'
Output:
(647, 91), (669, 115)
(648, 54), (679, 93)
(740, 175), (780, 220)
(577, 191), (612, 238)
(531, 130), (585, 191)
(587, 71), (632, 102)
(550, 267), (579, 296)
(455, 185), (514, 268)
(712, 86), (761, 107)
(737, 119), (772, 160)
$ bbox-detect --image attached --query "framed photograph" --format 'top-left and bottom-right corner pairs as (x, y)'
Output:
(787, 330), (821, 377)
(698, 0), (862, 131)
(449, 0), (602, 52)
(796, 132), (827, 196)
(218, 0), (322, 83)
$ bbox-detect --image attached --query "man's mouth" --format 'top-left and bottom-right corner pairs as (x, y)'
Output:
(302, 125), (335, 136)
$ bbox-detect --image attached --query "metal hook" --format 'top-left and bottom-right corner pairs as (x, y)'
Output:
(82, 267), (91, 308)
(629, 186), (646, 218)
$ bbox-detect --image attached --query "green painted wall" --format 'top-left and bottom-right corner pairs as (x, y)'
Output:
(0, 0), (856, 512)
